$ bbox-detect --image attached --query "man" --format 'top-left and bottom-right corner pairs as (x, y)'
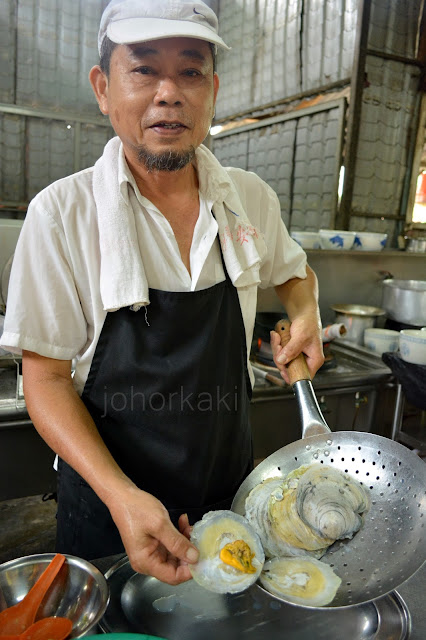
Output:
(1, 0), (323, 585)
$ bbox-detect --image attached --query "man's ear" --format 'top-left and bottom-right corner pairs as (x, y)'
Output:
(89, 66), (109, 115)
(213, 72), (219, 104)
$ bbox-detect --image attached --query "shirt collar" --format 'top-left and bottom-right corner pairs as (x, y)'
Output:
(117, 141), (234, 208)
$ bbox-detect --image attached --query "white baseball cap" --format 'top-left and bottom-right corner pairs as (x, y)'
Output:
(98, 0), (230, 55)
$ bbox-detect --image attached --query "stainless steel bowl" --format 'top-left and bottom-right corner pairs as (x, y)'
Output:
(0, 553), (109, 638)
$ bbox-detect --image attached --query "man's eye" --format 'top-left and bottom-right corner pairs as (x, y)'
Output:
(134, 66), (154, 75)
(182, 69), (202, 77)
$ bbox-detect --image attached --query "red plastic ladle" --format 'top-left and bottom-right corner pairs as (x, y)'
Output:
(1, 616), (72, 640)
(0, 554), (66, 635)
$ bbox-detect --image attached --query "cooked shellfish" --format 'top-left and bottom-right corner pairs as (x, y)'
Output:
(296, 464), (370, 540)
(260, 556), (342, 607)
(245, 464), (370, 559)
(189, 510), (265, 594)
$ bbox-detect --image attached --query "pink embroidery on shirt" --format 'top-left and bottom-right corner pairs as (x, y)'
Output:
(236, 225), (249, 245)
(221, 225), (233, 251)
(237, 224), (258, 245)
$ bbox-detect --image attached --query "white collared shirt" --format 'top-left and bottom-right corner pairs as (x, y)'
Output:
(1, 145), (307, 393)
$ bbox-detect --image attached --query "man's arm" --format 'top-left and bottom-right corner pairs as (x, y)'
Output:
(271, 265), (324, 383)
(22, 350), (198, 582)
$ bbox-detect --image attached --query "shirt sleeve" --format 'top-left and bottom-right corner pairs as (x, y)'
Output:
(226, 168), (307, 288)
(0, 199), (88, 359)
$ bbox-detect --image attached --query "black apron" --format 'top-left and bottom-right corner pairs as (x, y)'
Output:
(56, 262), (253, 560)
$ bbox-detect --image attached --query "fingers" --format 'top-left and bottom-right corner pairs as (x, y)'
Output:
(178, 512), (192, 539)
(126, 521), (197, 585)
(270, 325), (324, 381)
(158, 518), (199, 565)
(270, 330), (291, 383)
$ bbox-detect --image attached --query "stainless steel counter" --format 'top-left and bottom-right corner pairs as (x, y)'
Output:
(251, 339), (395, 397)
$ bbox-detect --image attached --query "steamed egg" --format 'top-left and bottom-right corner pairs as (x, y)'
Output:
(259, 556), (342, 607)
(189, 510), (265, 594)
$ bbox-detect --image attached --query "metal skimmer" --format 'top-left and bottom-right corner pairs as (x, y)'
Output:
(232, 320), (426, 608)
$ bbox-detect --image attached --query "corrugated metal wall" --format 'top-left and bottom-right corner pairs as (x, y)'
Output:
(213, 100), (345, 230)
(346, 0), (423, 239)
(0, 0), (113, 208)
(368, 0), (421, 59)
(214, 0), (424, 242)
(1, 0), (107, 112)
(215, 0), (358, 119)
(349, 56), (421, 236)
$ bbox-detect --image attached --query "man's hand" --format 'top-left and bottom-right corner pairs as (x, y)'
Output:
(108, 487), (199, 585)
(270, 312), (324, 384)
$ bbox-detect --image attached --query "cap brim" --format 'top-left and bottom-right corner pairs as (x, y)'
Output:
(107, 17), (230, 50)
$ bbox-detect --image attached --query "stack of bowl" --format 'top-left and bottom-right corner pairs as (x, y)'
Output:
(363, 328), (399, 355)
(399, 329), (426, 365)
(319, 229), (356, 250)
(354, 232), (387, 251)
(290, 231), (321, 249)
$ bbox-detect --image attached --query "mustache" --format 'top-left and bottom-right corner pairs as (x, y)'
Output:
(145, 115), (193, 128)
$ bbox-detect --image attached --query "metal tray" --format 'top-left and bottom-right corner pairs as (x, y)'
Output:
(100, 556), (411, 639)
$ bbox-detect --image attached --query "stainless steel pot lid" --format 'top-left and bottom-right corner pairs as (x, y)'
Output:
(99, 556), (410, 640)
(331, 304), (386, 316)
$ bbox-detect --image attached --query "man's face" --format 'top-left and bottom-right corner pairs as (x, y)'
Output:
(93, 37), (219, 170)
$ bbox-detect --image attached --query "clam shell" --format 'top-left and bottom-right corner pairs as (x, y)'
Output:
(189, 510), (265, 594)
(260, 556), (342, 607)
(296, 465), (371, 540)
(244, 463), (370, 559)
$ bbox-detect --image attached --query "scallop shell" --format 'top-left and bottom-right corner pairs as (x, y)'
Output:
(245, 475), (330, 558)
(189, 510), (265, 594)
(245, 463), (370, 559)
(296, 465), (371, 540)
(260, 556), (342, 607)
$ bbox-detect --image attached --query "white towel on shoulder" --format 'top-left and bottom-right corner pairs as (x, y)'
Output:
(92, 137), (267, 312)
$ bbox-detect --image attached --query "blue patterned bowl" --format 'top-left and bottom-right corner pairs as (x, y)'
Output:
(399, 330), (426, 365)
(319, 229), (356, 250)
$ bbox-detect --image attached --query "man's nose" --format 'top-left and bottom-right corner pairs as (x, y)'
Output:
(154, 76), (184, 105)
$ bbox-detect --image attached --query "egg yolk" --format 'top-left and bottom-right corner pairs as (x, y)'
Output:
(219, 540), (256, 573)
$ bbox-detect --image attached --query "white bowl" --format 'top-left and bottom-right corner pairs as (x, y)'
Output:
(354, 232), (388, 251)
(319, 229), (356, 250)
(290, 231), (321, 249)
(363, 328), (399, 355)
(399, 330), (426, 365)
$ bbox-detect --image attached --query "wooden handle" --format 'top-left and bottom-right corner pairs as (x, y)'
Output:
(274, 318), (311, 385)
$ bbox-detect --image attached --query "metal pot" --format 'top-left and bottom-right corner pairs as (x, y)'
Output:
(404, 236), (426, 253)
(330, 304), (385, 345)
(382, 279), (426, 326)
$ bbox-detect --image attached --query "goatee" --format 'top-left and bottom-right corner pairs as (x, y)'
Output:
(137, 146), (196, 172)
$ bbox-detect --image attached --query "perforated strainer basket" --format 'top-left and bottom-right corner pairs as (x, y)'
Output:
(232, 320), (426, 608)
